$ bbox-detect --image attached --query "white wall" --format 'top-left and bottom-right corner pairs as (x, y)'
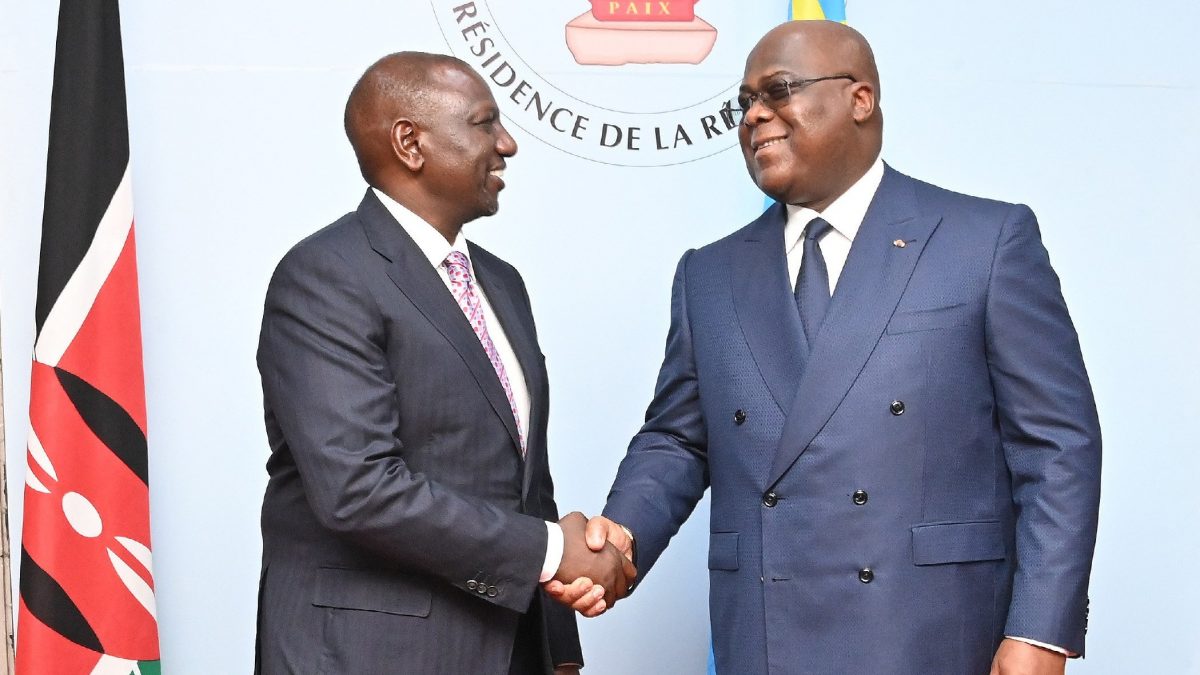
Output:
(2, 1), (1197, 672)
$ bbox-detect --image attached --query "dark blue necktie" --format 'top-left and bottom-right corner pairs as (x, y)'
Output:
(795, 217), (834, 346)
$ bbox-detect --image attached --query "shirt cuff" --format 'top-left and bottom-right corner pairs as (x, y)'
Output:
(540, 521), (564, 583)
(1005, 636), (1073, 656)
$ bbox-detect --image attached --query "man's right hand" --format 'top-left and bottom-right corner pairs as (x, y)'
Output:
(551, 512), (636, 611)
(545, 514), (636, 617)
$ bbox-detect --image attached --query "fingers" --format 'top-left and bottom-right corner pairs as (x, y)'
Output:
(546, 577), (599, 604)
(579, 599), (607, 618)
(543, 576), (609, 616)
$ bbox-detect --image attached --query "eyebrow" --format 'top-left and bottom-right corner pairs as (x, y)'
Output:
(739, 70), (801, 91)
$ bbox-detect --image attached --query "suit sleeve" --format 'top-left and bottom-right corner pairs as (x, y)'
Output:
(602, 250), (711, 581)
(984, 205), (1101, 655)
(258, 241), (547, 613)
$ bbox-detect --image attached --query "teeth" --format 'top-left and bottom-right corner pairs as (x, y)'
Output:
(490, 169), (505, 178)
(756, 139), (784, 151)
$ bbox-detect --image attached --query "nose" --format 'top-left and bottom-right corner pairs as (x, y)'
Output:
(496, 122), (517, 157)
(742, 97), (774, 128)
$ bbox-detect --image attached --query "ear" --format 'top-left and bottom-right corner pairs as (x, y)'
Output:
(849, 82), (877, 124)
(391, 118), (424, 172)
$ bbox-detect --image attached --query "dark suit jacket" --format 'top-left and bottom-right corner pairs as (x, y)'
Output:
(255, 190), (580, 674)
(603, 166), (1101, 674)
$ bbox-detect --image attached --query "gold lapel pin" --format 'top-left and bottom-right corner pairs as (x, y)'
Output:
(892, 239), (907, 248)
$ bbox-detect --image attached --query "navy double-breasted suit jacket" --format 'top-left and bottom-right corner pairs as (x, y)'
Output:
(255, 191), (579, 674)
(603, 166), (1101, 674)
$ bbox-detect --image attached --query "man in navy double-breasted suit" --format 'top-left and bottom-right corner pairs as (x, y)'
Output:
(551, 20), (1102, 675)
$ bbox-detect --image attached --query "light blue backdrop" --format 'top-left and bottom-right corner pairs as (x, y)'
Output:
(1, 1), (1198, 673)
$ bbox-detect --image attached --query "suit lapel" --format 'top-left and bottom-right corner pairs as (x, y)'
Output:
(767, 168), (942, 487)
(731, 202), (809, 415)
(356, 192), (524, 455)
(469, 244), (546, 498)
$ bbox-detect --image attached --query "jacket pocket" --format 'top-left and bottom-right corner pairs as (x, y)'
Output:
(312, 566), (432, 617)
(708, 532), (740, 571)
(886, 303), (971, 334)
(911, 520), (1006, 566)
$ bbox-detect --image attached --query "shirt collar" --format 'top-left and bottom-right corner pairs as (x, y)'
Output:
(372, 187), (471, 269)
(784, 156), (885, 249)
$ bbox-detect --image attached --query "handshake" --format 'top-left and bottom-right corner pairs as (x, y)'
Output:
(543, 512), (636, 617)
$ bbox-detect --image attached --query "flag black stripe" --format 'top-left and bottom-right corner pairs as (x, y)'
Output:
(35, 0), (130, 334)
(56, 367), (149, 485)
(19, 548), (105, 653)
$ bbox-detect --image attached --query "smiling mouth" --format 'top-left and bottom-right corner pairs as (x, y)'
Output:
(489, 168), (505, 179)
(752, 137), (786, 153)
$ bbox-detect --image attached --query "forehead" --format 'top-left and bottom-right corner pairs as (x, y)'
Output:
(430, 64), (497, 111)
(742, 34), (835, 85)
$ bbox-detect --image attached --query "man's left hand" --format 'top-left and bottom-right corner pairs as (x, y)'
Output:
(554, 666), (581, 675)
(990, 638), (1067, 675)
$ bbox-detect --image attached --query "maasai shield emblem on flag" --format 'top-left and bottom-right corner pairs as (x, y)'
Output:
(16, 0), (161, 673)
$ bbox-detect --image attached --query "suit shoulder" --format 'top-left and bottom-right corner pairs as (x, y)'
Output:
(267, 210), (370, 287)
(905, 173), (1028, 222)
(692, 204), (782, 259)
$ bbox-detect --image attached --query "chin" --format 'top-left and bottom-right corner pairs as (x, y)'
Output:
(753, 173), (790, 203)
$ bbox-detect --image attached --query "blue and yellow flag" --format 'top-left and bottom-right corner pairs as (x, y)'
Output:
(790, 0), (846, 21)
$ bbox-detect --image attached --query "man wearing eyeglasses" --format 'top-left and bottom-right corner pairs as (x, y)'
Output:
(547, 19), (1101, 675)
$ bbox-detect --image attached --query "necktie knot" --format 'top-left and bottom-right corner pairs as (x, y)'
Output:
(443, 250), (472, 277)
(805, 217), (833, 241)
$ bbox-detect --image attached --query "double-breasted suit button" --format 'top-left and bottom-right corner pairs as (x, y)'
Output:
(889, 400), (905, 415)
(734, 409), (747, 425)
(852, 490), (868, 506)
(763, 492), (778, 507)
(858, 568), (874, 583)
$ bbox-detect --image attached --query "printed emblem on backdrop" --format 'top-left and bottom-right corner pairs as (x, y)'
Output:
(432, 1), (780, 166)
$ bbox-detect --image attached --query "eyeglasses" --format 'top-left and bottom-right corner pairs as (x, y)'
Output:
(722, 75), (857, 127)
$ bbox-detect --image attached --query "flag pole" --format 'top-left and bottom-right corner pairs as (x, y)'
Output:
(0, 343), (15, 675)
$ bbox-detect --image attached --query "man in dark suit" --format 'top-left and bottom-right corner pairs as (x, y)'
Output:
(551, 21), (1101, 674)
(255, 52), (632, 674)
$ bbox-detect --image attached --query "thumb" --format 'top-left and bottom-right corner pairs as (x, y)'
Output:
(585, 517), (611, 551)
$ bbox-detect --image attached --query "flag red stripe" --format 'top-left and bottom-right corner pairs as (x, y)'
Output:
(56, 221), (147, 432)
(15, 599), (106, 675)
(24, 363), (158, 658)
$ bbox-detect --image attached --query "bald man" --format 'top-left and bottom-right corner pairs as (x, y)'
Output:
(254, 52), (633, 674)
(553, 21), (1101, 675)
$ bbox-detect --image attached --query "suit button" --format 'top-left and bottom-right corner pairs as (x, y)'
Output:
(466, 580), (478, 590)
(852, 490), (868, 506)
(763, 492), (778, 507)
(889, 400), (905, 415)
(487, 586), (498, 597)
(858, 568), (874, 583)
(477, 585), (488, 595)
(734, 409), (747, 425)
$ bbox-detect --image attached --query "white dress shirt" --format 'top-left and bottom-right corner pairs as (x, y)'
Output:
(373, 189), (564, 583)
(780, 165), (1069, 658)
(784, 156), (885, 294)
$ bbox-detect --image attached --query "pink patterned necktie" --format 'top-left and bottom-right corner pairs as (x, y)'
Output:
(443, 250), (525, 454)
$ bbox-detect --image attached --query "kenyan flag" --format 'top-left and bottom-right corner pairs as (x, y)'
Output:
(16, 0), (161, 673)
